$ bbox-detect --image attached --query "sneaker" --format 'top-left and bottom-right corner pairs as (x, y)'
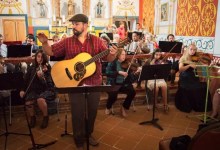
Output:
(40, 116), (49, 129)
(29, 116), (36, 128)
(89, 135), (99, 146)
(105, 108), (111, 115)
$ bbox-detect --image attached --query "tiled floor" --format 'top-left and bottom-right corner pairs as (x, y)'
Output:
(0, 102), (206, 150)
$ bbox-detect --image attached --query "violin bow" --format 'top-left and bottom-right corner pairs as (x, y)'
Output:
(126, 45), (139, 73)
(161, 43), (178, 62)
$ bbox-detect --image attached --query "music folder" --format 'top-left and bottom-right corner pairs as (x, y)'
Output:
(159, 41), (182, 53)
(7, 45), (32, 57)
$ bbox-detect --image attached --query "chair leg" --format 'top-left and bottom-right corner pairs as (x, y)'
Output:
(132, 100), (136, 112)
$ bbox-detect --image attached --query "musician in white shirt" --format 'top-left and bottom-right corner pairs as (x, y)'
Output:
(0, 34), (7, 58)
(127, 32), (141, 54)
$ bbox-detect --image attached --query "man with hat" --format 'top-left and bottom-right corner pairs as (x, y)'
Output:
(37, 13), (117, 149)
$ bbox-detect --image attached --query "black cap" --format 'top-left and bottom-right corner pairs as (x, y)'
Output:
(69, 14), (88, 23)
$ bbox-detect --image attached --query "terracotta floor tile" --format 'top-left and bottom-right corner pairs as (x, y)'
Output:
(99, 133), (120, 146)
(1, 104), (202, 150)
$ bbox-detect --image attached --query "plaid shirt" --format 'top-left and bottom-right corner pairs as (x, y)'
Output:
(52, 34), (107, 85)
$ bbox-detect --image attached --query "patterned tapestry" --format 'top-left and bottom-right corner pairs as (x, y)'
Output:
(176, 0), (218, 37)
(143, 0), (155, 34)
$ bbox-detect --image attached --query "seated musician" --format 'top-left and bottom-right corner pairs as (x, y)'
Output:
(105, 48), (141, 117)
(167, 33), (181, 85)
(0, 60), (10, 104)
(126, 31), (142, 54)
(52, 34), (60, 43)
(0, 34), (15, 73)
(175, 43), (212, 113)
(208, 59), (220, 119)
(20, 34), (39, 74)
(210, 88), (220, 118)
(144, 48), (169, 112)
(140, 33), (158, 53)
(0, 34), (7, 57)
(20, 50), (56, 129)
(23, 34), (39, 54)
(117, 21), (127, 40)
(133, 23), (143, 32)
(209, 58), (220, 98)
(100, 33), (111, 48)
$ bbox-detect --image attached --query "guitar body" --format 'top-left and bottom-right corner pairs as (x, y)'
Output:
(51, 52), (96, 88)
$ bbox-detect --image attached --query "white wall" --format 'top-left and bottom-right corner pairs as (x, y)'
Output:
(112, 0), (139, 16)
(0, 0), (27, 14)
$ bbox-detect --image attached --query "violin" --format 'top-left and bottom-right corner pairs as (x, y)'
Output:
(36, 64), (48, 80)
(191, 52), (213, 65)
(121, 59), (139, 72)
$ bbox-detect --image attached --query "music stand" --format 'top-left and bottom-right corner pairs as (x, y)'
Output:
(56, 85), (120, 150)
(190, 65), (220, 123)
(159, 41), (182, 53)
(7, 45), (32, 57)
(0, 72), (57, 150)
(139, 64), (171, 130)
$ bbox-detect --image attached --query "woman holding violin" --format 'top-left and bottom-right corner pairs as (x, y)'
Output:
(175, 43), (212, 112)
(20, 50), (55, 129)
(144, 48), (169, 112)
(105, 48), (141, 117)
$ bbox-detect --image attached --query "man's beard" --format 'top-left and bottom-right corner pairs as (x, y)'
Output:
(73, 29), (83, 37)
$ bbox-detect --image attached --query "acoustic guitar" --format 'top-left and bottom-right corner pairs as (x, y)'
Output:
(51, 39), (128, 88)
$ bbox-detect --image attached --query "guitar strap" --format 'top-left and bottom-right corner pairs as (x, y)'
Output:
(89, 34), (95, 56)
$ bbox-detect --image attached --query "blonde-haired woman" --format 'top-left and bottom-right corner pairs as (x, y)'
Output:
(175, 44), (212, 113)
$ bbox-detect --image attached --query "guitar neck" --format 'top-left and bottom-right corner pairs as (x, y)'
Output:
(84, 49), (109, 66)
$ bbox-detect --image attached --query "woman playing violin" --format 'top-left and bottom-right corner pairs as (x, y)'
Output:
(175, 43), (212, 112)
(105, 48), (141, 117)
(20, 50), (55, 129)
(144, 48), (169, 112)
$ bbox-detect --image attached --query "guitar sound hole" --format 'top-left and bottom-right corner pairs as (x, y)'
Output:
(75, 62), (85, 73)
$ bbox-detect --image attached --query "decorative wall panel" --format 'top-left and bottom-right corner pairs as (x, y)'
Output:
(143, 0), (155, 34)
(176, 0), (218, 37)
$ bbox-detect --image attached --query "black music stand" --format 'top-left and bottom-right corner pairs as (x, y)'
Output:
(7, 45), (32, 57)
(56, 85), (120, 150)
(159, 41), (182, 53)
(139, 64), (171, 130)
(0, 72), (57, 150)
(60, 93), (73, 137)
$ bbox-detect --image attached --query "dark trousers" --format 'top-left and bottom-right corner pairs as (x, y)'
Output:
(69, 92), (100, 147)
(171, 60), (179, 83)
(106, 84), (136, 110)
